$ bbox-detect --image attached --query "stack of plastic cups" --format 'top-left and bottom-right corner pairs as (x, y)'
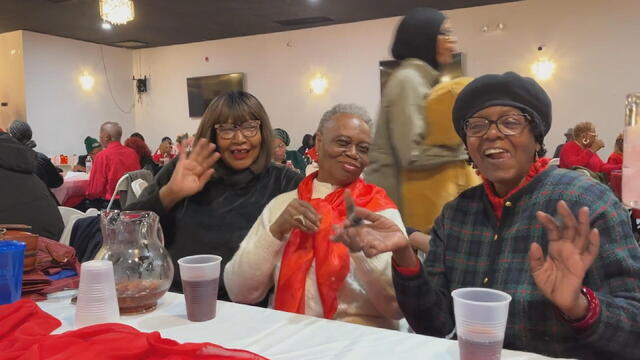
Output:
(75, 260), (120, 328)
(0, 241), (26, 305)
(452, 288), (512, 360)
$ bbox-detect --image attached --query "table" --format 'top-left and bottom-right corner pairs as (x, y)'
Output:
(38, 291), (562, 360)
(51, 172), (89, 207)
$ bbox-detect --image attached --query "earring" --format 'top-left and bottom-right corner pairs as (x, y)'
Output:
(582, 138), (589, 145)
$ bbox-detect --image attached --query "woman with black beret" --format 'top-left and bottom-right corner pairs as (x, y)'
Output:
(333, 72), (640, 359)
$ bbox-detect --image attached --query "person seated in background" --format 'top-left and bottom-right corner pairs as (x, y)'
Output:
(0, 131), (64, 240)
(9, 120), (63, 190)
(552, 128), (574, 158)
(607, 133), (623, 167)
(175, 133), (190, 153)
(225, 103), (404, 330)
(152, 136), (176, 165)
(559, 121), (606, 172)
(130, 132), (145, 142)
(85, 121), (140, 209)
(332, 72), (640, 359)
(297, 133), (314, 156)
(126, 91), (302, 301)
(272, 128), (307, 175)
(72, 136), (102, 172)
(125, 136), (159, 175)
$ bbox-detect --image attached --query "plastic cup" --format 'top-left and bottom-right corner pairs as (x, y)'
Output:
(452, 288), (512, 360)
(0, 241), (26, 305)
(178, 255), (221, 322)
(75, 260), (120, 328)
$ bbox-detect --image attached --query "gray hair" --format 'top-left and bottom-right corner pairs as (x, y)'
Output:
(317, 103), (372, 133)
(100, 121), (123, 141)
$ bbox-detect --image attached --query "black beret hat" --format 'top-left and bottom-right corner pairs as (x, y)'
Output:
(452, 71), (552, 143)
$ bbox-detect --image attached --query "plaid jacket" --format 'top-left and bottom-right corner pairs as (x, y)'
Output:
(393, 168), (640, 359)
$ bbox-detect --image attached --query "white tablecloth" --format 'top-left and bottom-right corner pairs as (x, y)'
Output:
(37, 291), (562, 360)
(51, 172), (89, 205)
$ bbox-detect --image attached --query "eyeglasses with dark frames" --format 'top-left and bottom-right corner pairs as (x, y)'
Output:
(464, 113), (531, 137)
(214, 120), (261, 140)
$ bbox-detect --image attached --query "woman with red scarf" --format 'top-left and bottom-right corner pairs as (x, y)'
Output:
(225, 104), (405, 329)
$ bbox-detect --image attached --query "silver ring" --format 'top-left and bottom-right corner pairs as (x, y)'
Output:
(293, 215), (306, 226)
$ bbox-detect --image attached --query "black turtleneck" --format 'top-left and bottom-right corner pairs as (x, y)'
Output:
(126, 160), (303, 302)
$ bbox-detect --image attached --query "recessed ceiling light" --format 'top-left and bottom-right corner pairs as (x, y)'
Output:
(101, 22), (112, 30)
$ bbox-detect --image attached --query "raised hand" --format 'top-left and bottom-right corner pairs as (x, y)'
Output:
(332, 199), (413, 264)
(529, 200), (600, 320)
(269, 199), (320, 240)
(160, 138), (221, 209)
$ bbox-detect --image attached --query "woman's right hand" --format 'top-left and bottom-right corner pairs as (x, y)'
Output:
(159, 138), (221, 210)
(591, 138), (604, 152)
(269, 199), (320, 240)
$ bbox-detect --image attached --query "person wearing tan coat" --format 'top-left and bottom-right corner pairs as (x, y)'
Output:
(365, 8), (477, 232)
(401, 78), (481, 232)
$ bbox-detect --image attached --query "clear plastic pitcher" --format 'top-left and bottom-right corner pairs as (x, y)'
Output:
(94, 210), (174, 314)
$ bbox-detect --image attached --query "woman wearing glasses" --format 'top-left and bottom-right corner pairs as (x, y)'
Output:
(225, 104), (405, 329)
(333, 73), (640, 359)
(127, 91), (303, 301)
(365, 8), (476, 235)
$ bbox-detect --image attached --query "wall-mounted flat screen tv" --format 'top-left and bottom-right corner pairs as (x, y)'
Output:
(187, 73), (245, 118)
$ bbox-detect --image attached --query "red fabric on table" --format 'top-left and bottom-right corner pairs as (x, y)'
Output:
(0, 299), (269, 360)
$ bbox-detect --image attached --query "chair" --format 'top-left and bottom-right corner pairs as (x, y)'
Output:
(58, 208), (102, 246)
(58, 206), (84, 227)
(106, 169), (154, 211)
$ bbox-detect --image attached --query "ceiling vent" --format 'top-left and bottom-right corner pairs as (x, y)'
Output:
(111, 40), (148, 48)
(275, 16), (334, 27)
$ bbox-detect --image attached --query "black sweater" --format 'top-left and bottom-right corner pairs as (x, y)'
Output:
(126, 161), (303, 301)
(35, 151), (63, 189)
(0, 133), (64, 240)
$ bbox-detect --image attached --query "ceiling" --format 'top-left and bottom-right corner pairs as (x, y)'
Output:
(0, 0), (521, 49)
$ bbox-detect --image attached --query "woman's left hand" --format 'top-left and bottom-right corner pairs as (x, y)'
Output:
(529, 200), (600, 320)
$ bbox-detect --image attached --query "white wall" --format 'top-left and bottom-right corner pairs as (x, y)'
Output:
(0, 31), (26, 131)
(22, 31), (135, 156)
(134, 0), (640, 155)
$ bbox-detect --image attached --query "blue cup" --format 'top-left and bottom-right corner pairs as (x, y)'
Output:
(0, 241), (26, 305)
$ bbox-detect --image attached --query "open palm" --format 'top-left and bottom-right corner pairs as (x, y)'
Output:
(529, 200), (600, 316)
(167, 138), (221, 199)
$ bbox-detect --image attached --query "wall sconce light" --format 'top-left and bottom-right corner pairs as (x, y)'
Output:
(79, 71), (95, 91)
(531, 46), (556, 81)
(310, 74), (328, 95)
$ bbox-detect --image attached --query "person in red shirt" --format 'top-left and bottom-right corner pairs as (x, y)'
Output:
(85, 122), (141, 209)
(152, 136), (176, 165)
(607, 133), (624, 166)
(559, 121), (606, 172)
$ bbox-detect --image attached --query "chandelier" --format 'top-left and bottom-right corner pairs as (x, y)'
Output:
(99, 0), (135, 25)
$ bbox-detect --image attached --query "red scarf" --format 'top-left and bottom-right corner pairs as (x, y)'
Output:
(274, 172), (396, 319)
(482, 158), (550, 221)
(306, 147), (319, 162)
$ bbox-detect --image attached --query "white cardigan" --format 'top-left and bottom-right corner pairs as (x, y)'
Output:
(224, 179), (406, 329)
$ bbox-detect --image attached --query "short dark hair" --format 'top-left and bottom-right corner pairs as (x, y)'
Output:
(161, 136), (172, 143)
(130, 132), (145, 142)
(194, 91), (273, 174)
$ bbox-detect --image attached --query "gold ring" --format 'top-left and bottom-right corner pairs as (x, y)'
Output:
(293, 215), (306, 226)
